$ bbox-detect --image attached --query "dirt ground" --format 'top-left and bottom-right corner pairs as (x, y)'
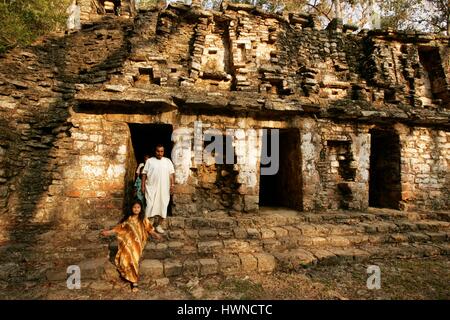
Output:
(0, 256), (448, 300)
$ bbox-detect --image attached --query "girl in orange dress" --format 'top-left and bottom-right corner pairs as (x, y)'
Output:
(100, 200), (161, 291)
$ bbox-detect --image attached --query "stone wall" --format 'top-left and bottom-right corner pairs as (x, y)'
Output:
(297, 118), (370, 211)
(396, 124), (450, 211)
(110, 4), (450, 111)
(0, 2), (449, 247)
(0, 18), (134, 244)
(33, 110), (408, 218)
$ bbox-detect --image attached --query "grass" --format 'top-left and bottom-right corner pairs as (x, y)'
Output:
(0, 0), (71, 54)
(218, 277), (265, 300)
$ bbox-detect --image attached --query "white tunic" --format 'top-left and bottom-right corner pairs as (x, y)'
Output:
(142, 157), (175, 219)
(66, 3), (81, 31)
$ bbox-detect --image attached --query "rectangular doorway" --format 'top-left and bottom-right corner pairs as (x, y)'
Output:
(129, 123), (173, 164)
(128, 123), (174, 215)
(259, 128), (302, 210)
(369, 128), (401, 209)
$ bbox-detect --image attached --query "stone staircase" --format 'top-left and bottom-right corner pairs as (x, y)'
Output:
(102, 208), (450, 281)
(36, 207), (450, 285)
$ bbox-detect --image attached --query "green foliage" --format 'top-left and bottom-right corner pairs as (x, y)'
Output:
(0, 0), (72, 53)
(378, 0), (449, 34)
(426, 0), (450, 34)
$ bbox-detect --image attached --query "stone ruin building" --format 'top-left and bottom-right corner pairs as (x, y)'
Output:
(0, 1), (449, 288)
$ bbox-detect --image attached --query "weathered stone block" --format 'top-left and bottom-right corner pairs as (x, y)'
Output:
(270, 226), (288, 237)
(297, 225), (316, 236)
(163, 259), (183, 277)
(425, 232), (447, 242)
(156, 243), (168, 251)
(168, 230), (185, 240)
(183, 260), (200, 276)
(168, 217), (185, 229)
(45, 269), (67, 282)
(78, 257), (105, 280)
(244, 195), (259, 212)
(389, 233), (409, 243)
(168, 241), (184, 251)
(238, 253), (258, 272)
(327, 236), (351, 246)
(90, 281), (114, 291)
(218, 230), (234, 238)
(153, 277), (170, 287)
(274, 249), (316, 271)
(185, 229), (199, 239)
(199, 258), (218, 275)
(246, 228), (261, 239)
(223, 239), (250, 252)
(254, 253), (276, 272)
(260, 228), (275, 239)
(198, 229), (219, 238)
(408, 232), (430, 242)
(141, 259), (164, 278)
(283, 225), (302, 236)
(102, 261), (120, 281)
(198, 240), (223, 254)
(311, 236), (327, 246)
(233, 227), (248, 239)
(218, 254), (241, 275)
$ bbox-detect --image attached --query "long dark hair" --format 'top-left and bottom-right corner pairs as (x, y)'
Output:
(120, 200), (145, 223)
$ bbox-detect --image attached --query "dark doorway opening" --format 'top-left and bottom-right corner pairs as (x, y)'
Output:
(128, 123), (174, 216)
(418, 46), (449, 104)
(369, 128), (401, 209)
(129, 123), (173, 164)
(259, 129), (302, 210)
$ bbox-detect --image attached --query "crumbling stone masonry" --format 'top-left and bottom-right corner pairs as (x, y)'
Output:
(79, 0), (138, 20)
(0, 2), (449, 247)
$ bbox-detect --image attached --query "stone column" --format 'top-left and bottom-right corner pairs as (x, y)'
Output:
(235, 128), (261, 212)
(300, 119), (321, 211)
(349, 129), (370, 210)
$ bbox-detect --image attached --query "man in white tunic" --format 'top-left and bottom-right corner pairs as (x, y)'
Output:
(66, 0), (81, 32)
(141, 145), (175, 234)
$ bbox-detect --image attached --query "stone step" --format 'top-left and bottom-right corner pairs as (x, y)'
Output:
(366, 208), (450, 222)
(42, 241), (450, 283)
(419, 211), (450, 222)
(166, 220), (450, 241)
(4, 223), (447, 270)
(102, 209), (450, 233)
(27, 209), (450, 284)
(167, 212), (450, 232)
(136, 230), (449, 260)
(274, 242), (450, 271)
(111, 242), (450, 281)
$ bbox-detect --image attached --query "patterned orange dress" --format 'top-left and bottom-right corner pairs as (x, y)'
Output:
(111, 215), (155, 284)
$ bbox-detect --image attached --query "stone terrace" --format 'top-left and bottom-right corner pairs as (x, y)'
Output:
(33, 207), (449, 285)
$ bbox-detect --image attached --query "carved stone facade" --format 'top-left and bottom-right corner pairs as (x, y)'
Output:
(0, 2), (449, 244)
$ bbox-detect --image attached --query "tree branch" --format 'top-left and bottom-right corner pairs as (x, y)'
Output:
(305, 2), (332, 21)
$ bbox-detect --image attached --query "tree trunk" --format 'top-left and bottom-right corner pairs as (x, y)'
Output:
(447, 2), (450, 36)
(369, 0), (380, 29)
(333, 0), (342, 20)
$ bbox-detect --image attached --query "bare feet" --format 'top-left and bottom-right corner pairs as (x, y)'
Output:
(131, 283), (139, 292)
